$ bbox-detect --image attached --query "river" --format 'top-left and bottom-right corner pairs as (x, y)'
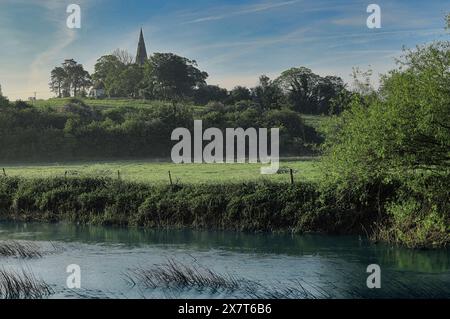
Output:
(0, 222), (449, 299)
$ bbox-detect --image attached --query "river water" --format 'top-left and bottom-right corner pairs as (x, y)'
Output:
(0, 222), (449, 299)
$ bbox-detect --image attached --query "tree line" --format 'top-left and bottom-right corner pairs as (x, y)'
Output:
(49, 50), (352, 115)
(0, 97), (320, 162)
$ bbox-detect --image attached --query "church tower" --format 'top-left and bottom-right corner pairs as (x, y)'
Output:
(135, 28), (148, 66)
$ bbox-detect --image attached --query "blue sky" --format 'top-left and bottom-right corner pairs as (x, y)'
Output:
(0, 0), (448, 100)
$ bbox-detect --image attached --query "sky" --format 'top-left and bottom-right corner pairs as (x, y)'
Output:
(0, 0), (448, 100)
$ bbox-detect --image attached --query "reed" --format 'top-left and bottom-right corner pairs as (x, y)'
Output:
(126, 259), (253, 292)
(0, 241), (42, 258)
(0, 268), (53, 299)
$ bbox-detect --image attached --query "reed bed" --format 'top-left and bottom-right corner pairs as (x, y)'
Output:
(0, 268), (53, 299)
(126, 259), (254, 293)
(126, 259), (336, 299)
(0, 241), (42, 258)
(245, 280), (332, 299)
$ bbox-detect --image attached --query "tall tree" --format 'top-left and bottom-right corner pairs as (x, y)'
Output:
(276, 67), (347, 114)
(275, 67), (321, 113)
(144, 53), (208, 102)
(49, 67), (67, 98)
(228, 86), (252, 104)
(252, 75), (285, 110)
(50, 59), (91, 97)
(92, 55), (125, 94)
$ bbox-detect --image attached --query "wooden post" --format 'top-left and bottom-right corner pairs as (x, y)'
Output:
(117, 170), (121, 180)
(168, 171), (173, 186)
(64, 171), (67, 180)
(290, 169), (294, 185)
(2, 168), (6, 176)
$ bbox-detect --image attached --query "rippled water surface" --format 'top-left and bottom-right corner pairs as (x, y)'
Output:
(0, 222), (449, 299)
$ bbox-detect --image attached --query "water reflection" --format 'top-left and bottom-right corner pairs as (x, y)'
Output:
(1, 221), (449, 274)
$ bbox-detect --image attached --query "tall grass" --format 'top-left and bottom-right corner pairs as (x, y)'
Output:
(125, 259), (327, 298)
(126, 259), (247, 292)
(0, 175), (380, 236)
(0, 268), (53, 299)
(0, 241), (42, 258)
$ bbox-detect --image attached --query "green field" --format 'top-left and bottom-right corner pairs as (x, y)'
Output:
(33, 98), (174, 110)
(0, 159), (320, 184)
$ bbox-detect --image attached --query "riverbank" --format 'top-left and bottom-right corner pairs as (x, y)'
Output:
(0, 176), (372, 232)
(0, 176), (447, 248)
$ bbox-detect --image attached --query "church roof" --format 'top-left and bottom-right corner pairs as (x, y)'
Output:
(135, 28), (148, 66)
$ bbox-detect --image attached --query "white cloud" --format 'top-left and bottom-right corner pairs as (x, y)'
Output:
(185, 0), (302, 24)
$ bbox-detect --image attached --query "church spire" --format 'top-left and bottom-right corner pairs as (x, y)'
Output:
(135, 28), (148, 66)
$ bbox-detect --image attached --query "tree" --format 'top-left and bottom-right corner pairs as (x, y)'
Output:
(49, 67), (67, 98)
(112, 48), (134, 65)
(49, 59), (91, 97)
(108, 64), (144, 98)
(276, 67), (348, 114)
(275, 67), (321, 113)
(0, 84), (9, 107)
(321, 40), (450, 192)
(193, 84), (228, 105)
(228, 86), (252, 104)
(144, 53), (208, 102)
(351, 67), (375, 96)
(317, 76), (348, 114)
(63, 59), (91, 97)
(321, 40), (450, 247)
(252, 75), (286, 110)
(92, 55), (126, 96)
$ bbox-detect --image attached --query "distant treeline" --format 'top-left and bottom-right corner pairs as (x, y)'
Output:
(49, 51), (353, 115)
(0, 98), (320, 162)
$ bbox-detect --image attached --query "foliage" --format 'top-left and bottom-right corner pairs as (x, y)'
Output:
(0, 176), (342, 233)
(49, 59), (91, 98)
(320, 41), (450, 248)
(0, 97), (320, 161)
(142, 53), (208, 102)
(275, 67), (348, 114)
(56, 48), (346, 114)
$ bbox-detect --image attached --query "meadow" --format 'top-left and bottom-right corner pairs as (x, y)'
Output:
(0, 158), (321, 185)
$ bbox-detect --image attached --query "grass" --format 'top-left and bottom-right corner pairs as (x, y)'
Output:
(126, 259), (332, 299)
(126, 259), (245, 292)
(0, 176), (330, 233)
(300, 114), (329, 130)
(0, 241), (42, 259)
(0, 268), (53, 299)
(33, 98), (172, 110)
(0, 159), (321, 184)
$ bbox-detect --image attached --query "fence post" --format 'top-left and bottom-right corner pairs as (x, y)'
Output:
(290, 169), (294, 185)
(168, 171), (173, 186)
(2, 168), (6, 177)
